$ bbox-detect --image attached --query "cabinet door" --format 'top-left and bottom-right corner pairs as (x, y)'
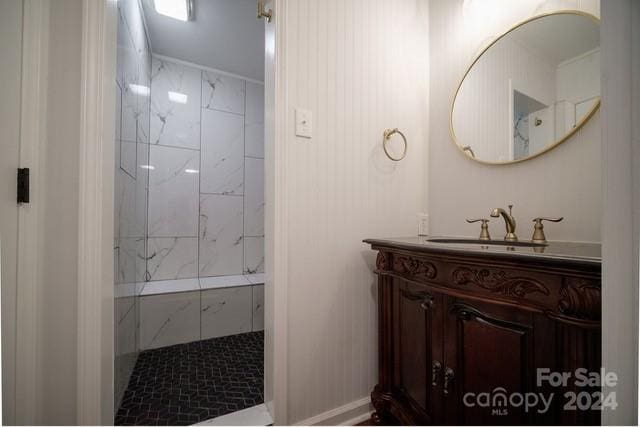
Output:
(442, 296), (535, 425)
(392, 281), (444, 424)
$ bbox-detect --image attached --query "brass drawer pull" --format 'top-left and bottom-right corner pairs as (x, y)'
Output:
(443, 368), (455, 396)
(431, 361), (442, 386)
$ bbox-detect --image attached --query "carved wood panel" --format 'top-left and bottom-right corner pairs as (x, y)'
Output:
(392, 255), (437, 280)
(452, 266), (550, 298)
(558, 277), (601, 321)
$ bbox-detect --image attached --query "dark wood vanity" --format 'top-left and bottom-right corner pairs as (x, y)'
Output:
(364, 237), (601, 426)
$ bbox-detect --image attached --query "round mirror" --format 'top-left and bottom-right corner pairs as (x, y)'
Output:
(451, 12), (600, 164)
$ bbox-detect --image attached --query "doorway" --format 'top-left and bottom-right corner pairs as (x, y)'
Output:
(112, 0), (268, 425)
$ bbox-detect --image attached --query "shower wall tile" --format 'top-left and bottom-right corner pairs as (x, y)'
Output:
(117, 237), (138, 287)
(136, 50), (151, 144)
(139, 292), (200, 350)
(200, 274), (251, 290)
(115, 83), (122, 147)
(202, 71), (246, 115)
(120, 141), (137, 178)
(147, 237), (198, 281)
(119, 0), (146, 56)
(116, 9), (137, 96)
(200, 287), (252, 339)
(245, 82), (265, 159)
(115, 168), (136, 238)
(200, 109), (245, 195)
(245, 273), (265, 285)
(122, 82), (139, 144)
(252, 285), (264, 332)
(114, 295), (137, 406)
(115, 0), (151, 409)
(243, 237), (264, 275)
(148, 145), (200, 237)
(141, 278), (200, 296)
(150, 58), (202, 149)
(135, 142), (149, 237)
(199, 194), (244, 277)
(135, 237), (147, 284)
(243, 157), (264, 236)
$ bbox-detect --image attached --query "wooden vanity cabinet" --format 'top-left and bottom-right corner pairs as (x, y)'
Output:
(368, 244), (601, 426)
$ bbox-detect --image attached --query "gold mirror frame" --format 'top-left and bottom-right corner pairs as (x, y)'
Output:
(449, 10), (601, 165)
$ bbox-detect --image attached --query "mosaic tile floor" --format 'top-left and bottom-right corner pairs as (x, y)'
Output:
(115, 331), (264, 426)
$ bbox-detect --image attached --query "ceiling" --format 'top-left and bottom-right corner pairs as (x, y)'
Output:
(141, 0), (265, 81)
(509, 13), (600, 66)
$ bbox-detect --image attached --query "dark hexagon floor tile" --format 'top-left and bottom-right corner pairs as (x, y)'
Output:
(115, 331), (264, 426)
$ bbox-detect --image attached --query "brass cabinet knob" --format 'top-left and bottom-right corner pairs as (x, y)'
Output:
(466, 218), (490, 241)
(443, 367), (455, 396)
(420, 296), (435, 311)
(531, 217), (564, 243)
(431, 361), (442, 387)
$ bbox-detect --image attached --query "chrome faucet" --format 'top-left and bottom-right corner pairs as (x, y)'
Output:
(491, 204), (518, 241)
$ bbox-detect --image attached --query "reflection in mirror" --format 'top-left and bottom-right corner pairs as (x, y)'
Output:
(451, 12), (600, 164)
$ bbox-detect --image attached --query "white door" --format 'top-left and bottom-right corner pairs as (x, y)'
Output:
(0, 0), (23, 424)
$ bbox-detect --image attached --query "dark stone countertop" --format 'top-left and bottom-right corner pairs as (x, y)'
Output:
(363, 236), (601, 269)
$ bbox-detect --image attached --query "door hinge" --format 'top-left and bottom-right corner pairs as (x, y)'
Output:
(17, 168), (29, 204)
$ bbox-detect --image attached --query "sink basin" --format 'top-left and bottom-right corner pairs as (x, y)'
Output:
(426, 237), (547, 248)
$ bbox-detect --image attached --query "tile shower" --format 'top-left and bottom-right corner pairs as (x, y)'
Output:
(113, 0), (265, 421)
(142, 56), (265, 349)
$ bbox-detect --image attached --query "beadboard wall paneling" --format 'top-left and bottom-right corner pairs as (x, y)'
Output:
(429, 0), (602, 243)
(281, 0), (429, 423)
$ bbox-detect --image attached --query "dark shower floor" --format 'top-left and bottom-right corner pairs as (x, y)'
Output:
(115, 331), (264, 426)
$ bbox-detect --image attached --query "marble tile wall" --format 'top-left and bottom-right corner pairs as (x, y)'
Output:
(147, 57), (264, 283)
(114, 0), (151, 410)
(140, 284), (265, 350)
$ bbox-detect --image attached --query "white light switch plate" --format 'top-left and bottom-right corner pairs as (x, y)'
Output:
(295, 108), (312, 138)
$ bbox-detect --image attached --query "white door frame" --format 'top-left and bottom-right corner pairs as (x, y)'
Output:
(263, 0), (289, 423)
(13, 1), (50, 425)
(76, 0), (117, 424)
(77, 0), (289, 423)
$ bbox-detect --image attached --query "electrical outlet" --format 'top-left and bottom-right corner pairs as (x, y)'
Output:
(418, 213), (430, 236)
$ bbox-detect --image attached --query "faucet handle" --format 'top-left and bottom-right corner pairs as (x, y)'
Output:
(531, 217), (564, 243)
(466, 218), (491, 241)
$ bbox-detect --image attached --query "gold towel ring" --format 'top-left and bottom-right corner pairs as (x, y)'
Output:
(383, 128), (407, 161)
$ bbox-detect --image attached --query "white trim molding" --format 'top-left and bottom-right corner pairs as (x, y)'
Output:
(293, 397), (373, 426)
(15, 1), (50, 424)
(77, 0), (117, 424)
(152, 54), (265, 85)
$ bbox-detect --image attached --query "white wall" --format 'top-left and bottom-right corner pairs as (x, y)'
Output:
(429, 0), (601, 243)
(601, 0), (639, 424)
(556, 48), (600, 105)
(273, 0), (429, 423)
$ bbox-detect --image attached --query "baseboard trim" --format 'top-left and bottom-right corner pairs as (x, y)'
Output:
(294, 397), (373, 426)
